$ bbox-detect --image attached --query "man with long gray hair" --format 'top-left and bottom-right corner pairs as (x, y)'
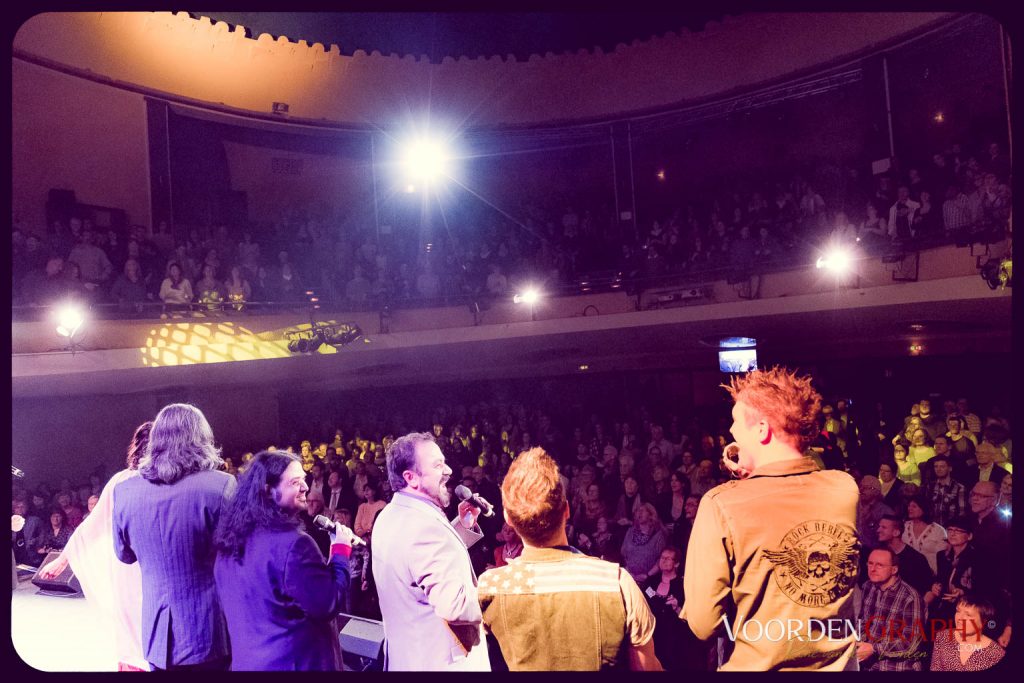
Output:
(112, 403), (236, 671)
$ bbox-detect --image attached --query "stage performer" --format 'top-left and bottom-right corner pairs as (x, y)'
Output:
(112, 403), (236, 671)
(214, 450), (355, 670)
(682, 366), (861, 670)
(37, 422), (152, 671)
(371, 432), (489, 670)
(477, 447), (662, 671)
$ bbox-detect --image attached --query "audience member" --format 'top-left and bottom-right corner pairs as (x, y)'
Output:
(925, 455), (966, 526)
(856, 476), (894, 548)
(619, 503), (667, 584)
(857, 548), (925, 671)
(876, 515), (934, 598)
(901, 495), (948, 574)
(930, 593), (1006, 671)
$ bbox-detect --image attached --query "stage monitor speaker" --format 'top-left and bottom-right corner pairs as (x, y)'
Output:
(338, 613), (384, 671)
(30, 551), (82, 597)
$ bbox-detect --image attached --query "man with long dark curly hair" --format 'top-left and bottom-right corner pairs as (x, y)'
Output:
(213, 450), (356, 670)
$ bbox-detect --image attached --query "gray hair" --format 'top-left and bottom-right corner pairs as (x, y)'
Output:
(386, 432), (434, 491)
(139, 403), (223, 484)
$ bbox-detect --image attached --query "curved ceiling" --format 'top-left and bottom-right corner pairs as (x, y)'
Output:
(191, 12), (729, 62)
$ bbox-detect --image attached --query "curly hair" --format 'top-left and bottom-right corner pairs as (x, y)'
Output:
(214, 450), (302, 561)
(501, 447), (567, 546)
(139, 404), (223, 484)
(722, 365), (822, 452)
(125, 421), (153, 470)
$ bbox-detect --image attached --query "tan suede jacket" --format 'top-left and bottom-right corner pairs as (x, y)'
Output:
(681, 457), (861, 671)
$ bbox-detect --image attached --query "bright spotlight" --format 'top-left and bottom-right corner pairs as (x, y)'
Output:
(513, 289), (540, 305)
(401, 138), (451, 182)
(55, 304), (85, 338)
(815, 246), (854, 275)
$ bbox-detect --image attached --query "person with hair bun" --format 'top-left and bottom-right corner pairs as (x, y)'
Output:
(38, 421), (153, 670)
(112, 404), (236, 671)
(683, 366), (861, 671)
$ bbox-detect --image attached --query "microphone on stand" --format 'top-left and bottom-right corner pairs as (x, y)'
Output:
(313, 515), (366, 546)
(454, 485), (495, 517)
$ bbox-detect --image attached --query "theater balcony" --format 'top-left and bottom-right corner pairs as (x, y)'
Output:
(12, 238), (1011, 399)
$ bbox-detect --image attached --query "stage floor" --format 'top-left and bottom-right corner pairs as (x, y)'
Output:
(11, 574), (117, 672)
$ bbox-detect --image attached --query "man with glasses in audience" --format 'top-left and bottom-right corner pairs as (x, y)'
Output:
(968, 481), (1010, 562)
(857, 548), (926, 671)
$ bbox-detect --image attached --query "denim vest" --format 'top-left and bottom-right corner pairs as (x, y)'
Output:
(478, 547), (629, 671)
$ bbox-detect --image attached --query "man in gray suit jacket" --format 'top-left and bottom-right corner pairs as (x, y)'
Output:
(112, 404), (236, 671)
(372, 432), (489, 671)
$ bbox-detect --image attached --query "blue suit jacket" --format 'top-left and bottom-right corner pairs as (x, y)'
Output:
(112, 469), (236, 669)
(214, 527), (351, 671)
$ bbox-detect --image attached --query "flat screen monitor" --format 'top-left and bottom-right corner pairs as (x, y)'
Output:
(719, 347), (757, 373)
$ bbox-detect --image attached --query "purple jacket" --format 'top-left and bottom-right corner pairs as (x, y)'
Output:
(214, 526), (350, 671)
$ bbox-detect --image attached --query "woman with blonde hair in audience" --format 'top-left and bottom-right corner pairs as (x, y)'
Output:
(620, 502), (667, 584)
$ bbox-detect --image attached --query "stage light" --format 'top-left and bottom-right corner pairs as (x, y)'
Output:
(579, 364), (589, 371)
(815, 246), (854, 275)
(979, 256), (1012, 290)
(934, 112), (945, 123)
(55, 304), (85, 338)
(909, 343), (924, 356)
(295, 338), (322, 354)
(404, 184), (417, 193)
(1000, 508), (1012, 519)
(400, 138), (451, 183)
(656, 169), (666, 181)
(513, 289), (540, 305)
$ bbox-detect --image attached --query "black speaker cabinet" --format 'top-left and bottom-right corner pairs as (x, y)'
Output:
(30, 551), (82, 597)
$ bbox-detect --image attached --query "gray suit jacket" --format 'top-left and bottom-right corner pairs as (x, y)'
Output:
(371, 491), (489, 671)
(112, 469), (236, 669)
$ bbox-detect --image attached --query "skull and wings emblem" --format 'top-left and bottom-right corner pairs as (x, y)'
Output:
(763, 523), (860, 606)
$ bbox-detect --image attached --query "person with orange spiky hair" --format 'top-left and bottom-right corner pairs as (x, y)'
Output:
(682, 366), (862, 671)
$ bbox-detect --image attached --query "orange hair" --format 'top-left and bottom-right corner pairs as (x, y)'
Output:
(722, 365), (822, 452)
(501, 447), (566, 546)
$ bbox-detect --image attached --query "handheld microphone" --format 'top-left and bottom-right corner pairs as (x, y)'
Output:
(454, 485), (495, 517)
(313, 514), (366, 546)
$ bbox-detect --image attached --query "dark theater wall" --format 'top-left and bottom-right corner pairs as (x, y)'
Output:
(12, 60), (151, 235)
(11, 387), (281, 490)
